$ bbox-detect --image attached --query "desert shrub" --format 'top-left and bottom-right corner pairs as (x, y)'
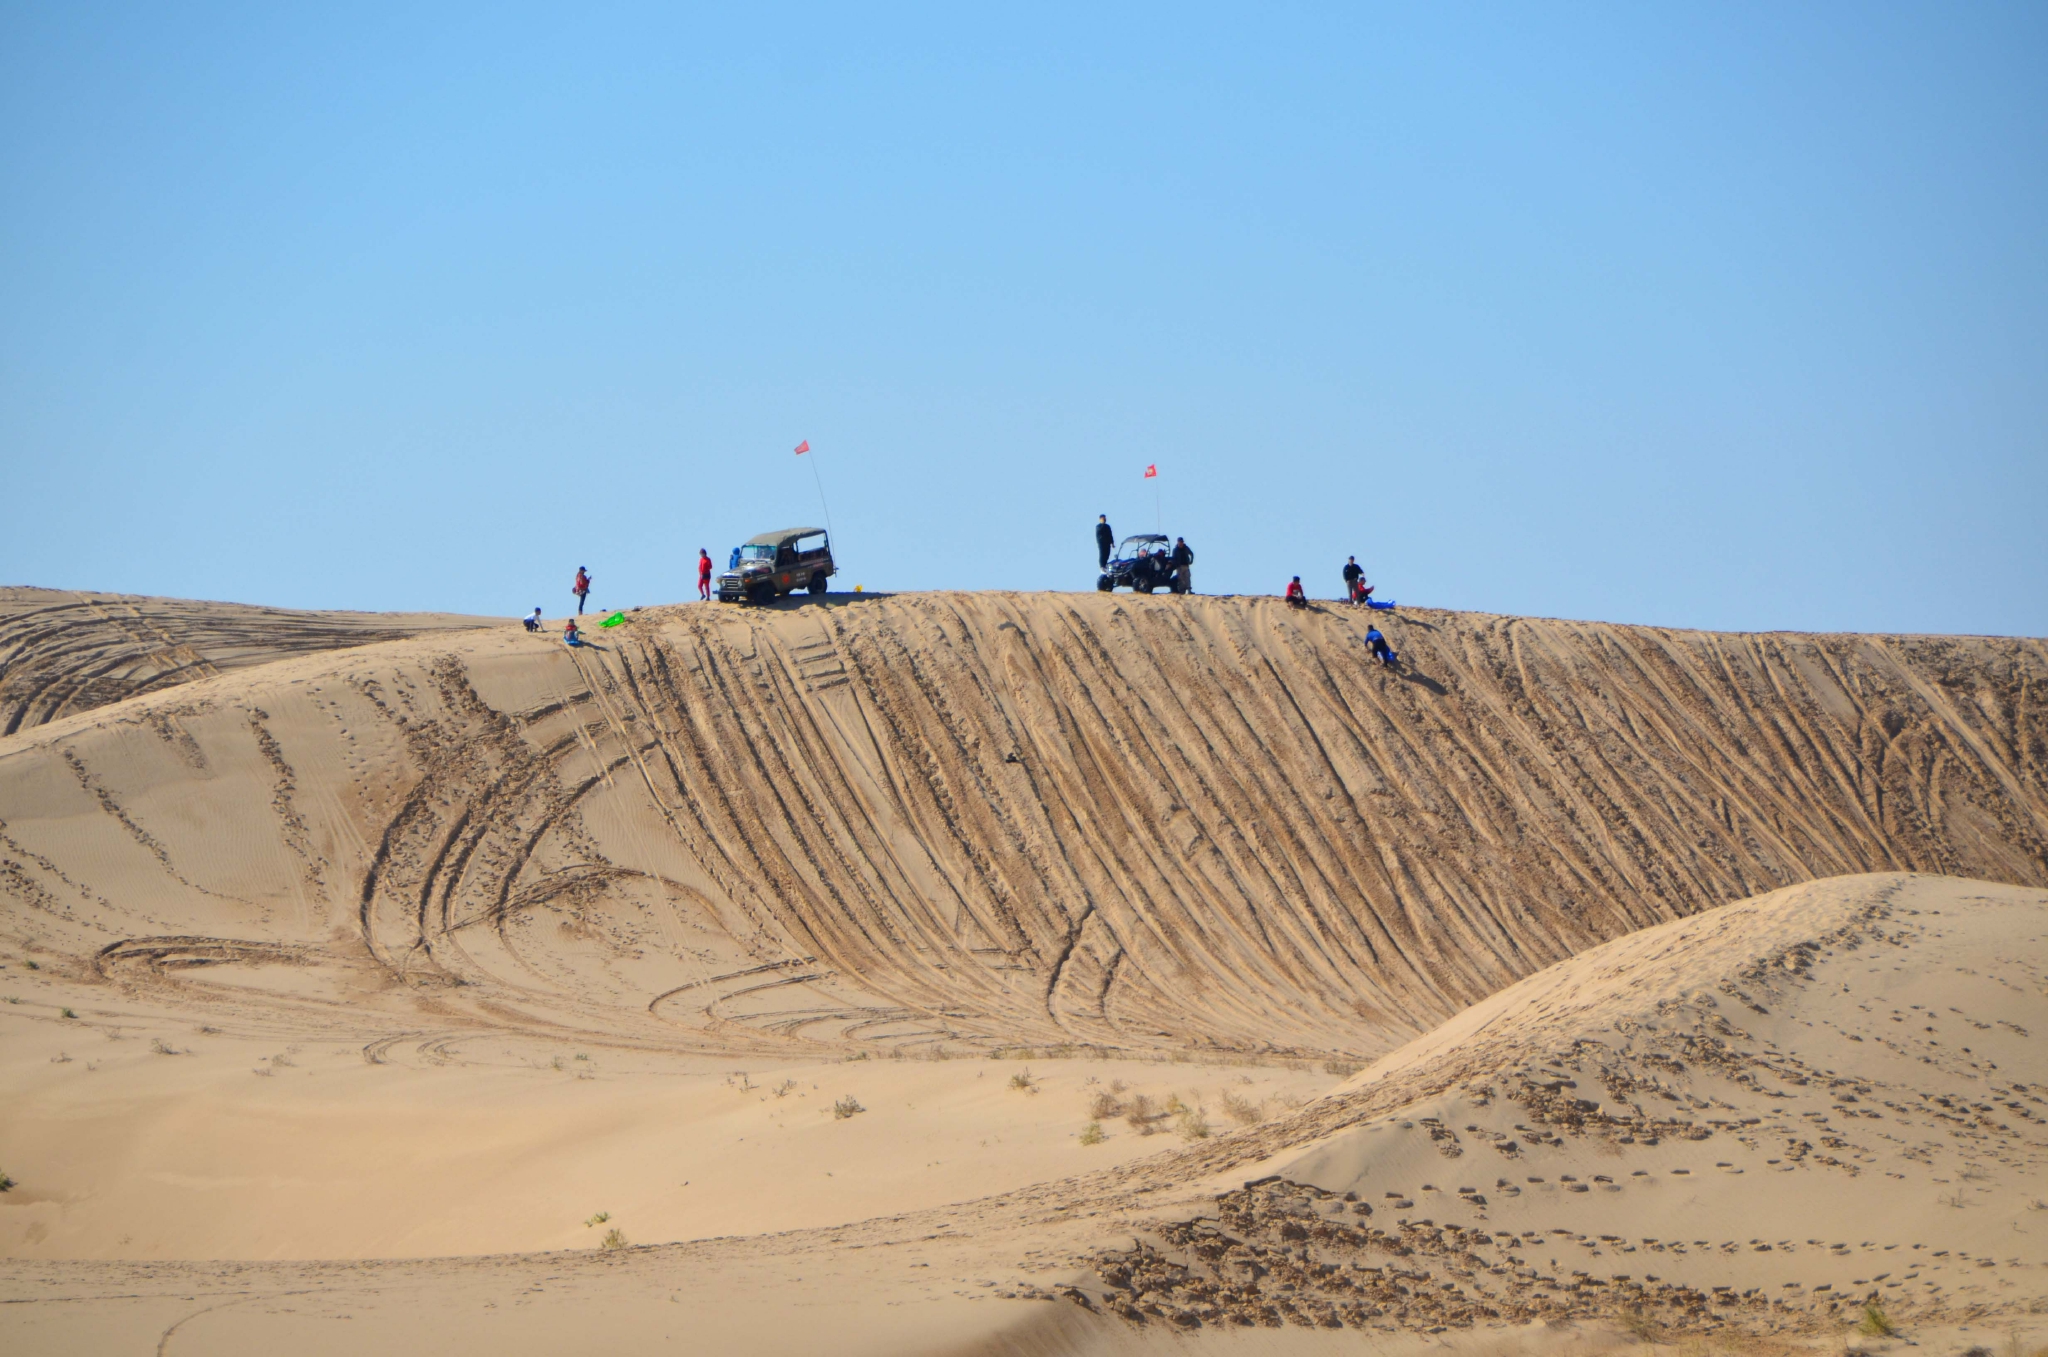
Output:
(1088, 1089), (1125, 1120)
(1220, 1090), (1263, 1126)
(1008, 1069), (1037, 1093)
(1619, 1307), (1657, 1340)
(600, 1227), (627, 1250)
(1177, 1106), (1211, 1140)
(1125, 1092), (1158, 1134)
(1322, 1059), (1361, 1077)
(150, 1038), (180, 1056)
(1858, 1305), (1895, 1337)
(0, 1168), (14, 1192)
(59, 1007), (75, 1019)
(773, 1079), (797, 1098)
(1079, 1121), (1105, 1146)
(833, 1095), (865, 1119)
(584, 1211), (610, 1228)
(24, 960), (38, 970)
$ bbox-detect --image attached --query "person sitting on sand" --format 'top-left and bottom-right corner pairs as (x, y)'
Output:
(1285, 577), (1308, 609)
(563, 618), (584, 647)
(522, 607), (543, 632)
(1365, 625), (1397, 665)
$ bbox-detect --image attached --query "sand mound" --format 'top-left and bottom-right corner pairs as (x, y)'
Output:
(0, 585), (495, 735)
(2, 591), (2046, 1353)
(1, 591), (2042, 1064)
(1076, 873), (2048, 1335)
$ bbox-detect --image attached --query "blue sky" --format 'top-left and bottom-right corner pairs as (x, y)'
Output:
(2, 3), (2043, 633)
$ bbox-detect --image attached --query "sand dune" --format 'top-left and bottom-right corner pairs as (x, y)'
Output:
(1, 592), (2041, 1062)
(0, 585), (496, 735)
(1, 590), (2045, 1354)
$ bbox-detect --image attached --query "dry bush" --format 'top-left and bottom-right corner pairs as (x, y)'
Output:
(1079, 1121), (1105, 1146)
(1125, 1092), (1159, 1134)
(1008, 1068), (1038, 1093)
(1322, 1059), (1361, 1077)
(1220, 1090), (1263, 1126)
(1177, 1106), (1212, 1140)
(600, 1227), (628, 1250)
(1088, 1088), (1125, 1119)
(833, 1095), (865, 1119)
(1858, 1305), (1895, 1337)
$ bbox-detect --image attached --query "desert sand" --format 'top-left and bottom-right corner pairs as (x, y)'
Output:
(1, 589), (2044, 1354)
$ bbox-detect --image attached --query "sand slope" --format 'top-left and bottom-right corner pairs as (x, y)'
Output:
(1078, 873), (2048, 1335)
(1, 591), (2042, 1065)
(3, 876), (2041, 1355)
(0, 585), (496, 735)
(2, 591), (2047, 1353)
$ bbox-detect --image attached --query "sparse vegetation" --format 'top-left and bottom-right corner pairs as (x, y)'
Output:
(1125, 1092), (1158, 1134)
(271, 1052), (294, 1068)
(0, 1167), (14, 1192)
(24, 960), (38, 970)
(584, 1211), (610, 1228)
(58, 1007), (75, 1019)
(833, 1095), (865, 1119)
(1176, 1105), (1211, 1140)
(150, 1038), (181, 1056)
(1220, 1090), (1263, 1126)
(1322, 1058), (1361, 1077)
(1858, 1304), (1896, 1337)
(1079, 1121), (1105, 1146)
(772, 1079), (797, 1098)
(1088, 1088), (1125, 1120)
(1619, 1307), (1657, 1340)
(1008, 1068), (1038, 1093)
(600, 1227), (627, 1250)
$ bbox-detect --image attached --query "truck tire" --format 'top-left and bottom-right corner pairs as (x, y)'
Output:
(808, 573), (828, 596)
(747, 581), (776, 606)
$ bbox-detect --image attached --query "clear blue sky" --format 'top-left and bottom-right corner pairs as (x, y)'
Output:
(3, 4), (2043, 634)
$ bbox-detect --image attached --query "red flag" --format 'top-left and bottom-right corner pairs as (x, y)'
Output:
(794, 440), (810, 455)
(1143, 463), (1157, 478)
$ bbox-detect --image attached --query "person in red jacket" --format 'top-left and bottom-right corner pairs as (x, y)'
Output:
(563, 617), (583, 647)
(572, 566), (592, 614)
(1285, 576), (1308, 609)
(697, 549), (713, 601)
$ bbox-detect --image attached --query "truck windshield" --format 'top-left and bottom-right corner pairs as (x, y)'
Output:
(738, 544), (777, 562)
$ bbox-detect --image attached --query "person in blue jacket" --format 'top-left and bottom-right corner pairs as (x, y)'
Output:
(1365, 625), (1397, 665)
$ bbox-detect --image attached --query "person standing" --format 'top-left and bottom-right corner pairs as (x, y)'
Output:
(1096, 515), (1115, 571)
(572, 566), (592, 614)
(1171, 537), (1194, 594)
(1342, 556), (1371, 604)
(697, 549), (713, 601)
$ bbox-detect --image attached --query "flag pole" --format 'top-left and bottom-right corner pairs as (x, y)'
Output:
(797, 440), (835, 544)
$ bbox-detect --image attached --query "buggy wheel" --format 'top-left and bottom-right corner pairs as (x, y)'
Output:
(1096, 575), (1113, 592)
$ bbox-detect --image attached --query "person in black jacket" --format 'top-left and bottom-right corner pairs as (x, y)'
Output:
(1171, 537), (1194, 594)
(1342, 555), (1372, 604)
(1096, 515), (1115, 570)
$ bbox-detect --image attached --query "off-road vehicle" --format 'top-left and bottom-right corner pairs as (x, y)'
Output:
(1098, 533), (1186, 594)
(717, 527), (835, 604)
